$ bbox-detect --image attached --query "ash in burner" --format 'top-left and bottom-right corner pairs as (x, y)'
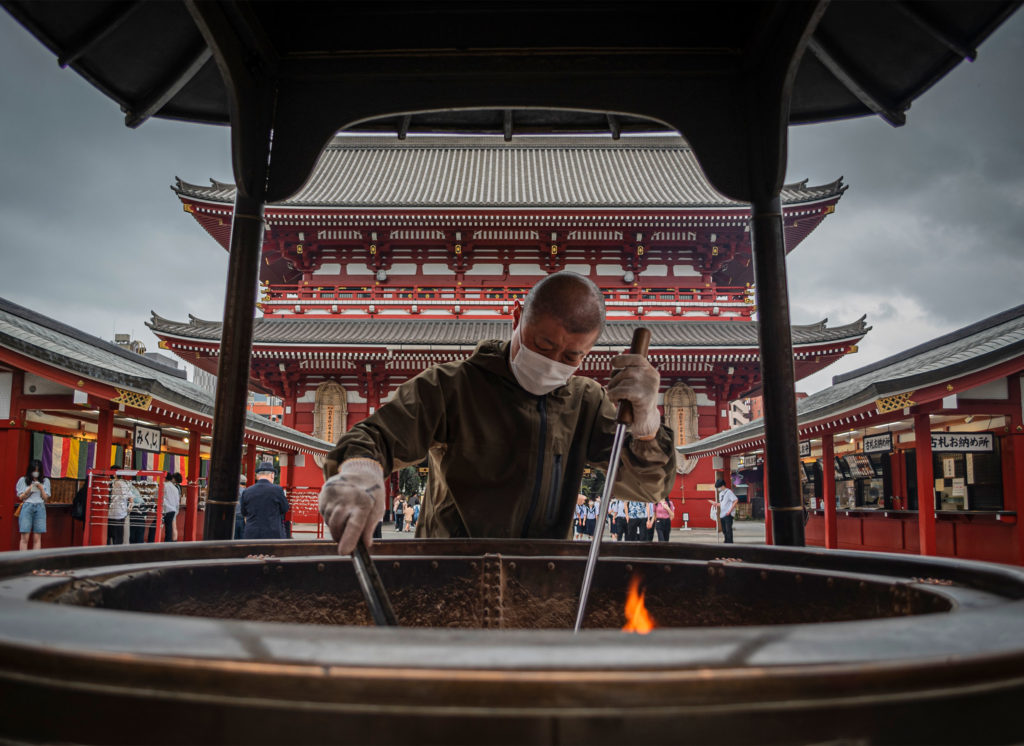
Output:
(50, 555), (952, 629)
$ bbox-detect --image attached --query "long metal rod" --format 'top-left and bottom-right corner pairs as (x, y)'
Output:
(574, 422), (627, 633)
(352, 542), (398, 627)
(574, 327), (651, 632)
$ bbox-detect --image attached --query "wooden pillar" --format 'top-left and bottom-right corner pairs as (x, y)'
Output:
(184, 429), (201, 541)
(205, 190), (266, 540)
(751, 196), (804, 547)
(89, 407), (115, 547)
(914, 413), (937, 556)
(822, 432), (838, 549)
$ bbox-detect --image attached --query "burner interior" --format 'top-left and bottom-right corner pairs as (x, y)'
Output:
(43, 553), (952, 628)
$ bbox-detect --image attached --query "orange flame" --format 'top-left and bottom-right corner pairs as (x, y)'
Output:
(622, 575), (656, 634)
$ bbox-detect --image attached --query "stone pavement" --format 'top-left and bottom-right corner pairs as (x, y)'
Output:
(298, 519), (767, 546)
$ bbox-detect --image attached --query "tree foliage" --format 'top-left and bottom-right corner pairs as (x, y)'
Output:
(580, 468), (606, 500)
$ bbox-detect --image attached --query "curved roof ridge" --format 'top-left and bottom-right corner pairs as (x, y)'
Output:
(832, 305), (1024, 386)
(171, 137), (846, 209)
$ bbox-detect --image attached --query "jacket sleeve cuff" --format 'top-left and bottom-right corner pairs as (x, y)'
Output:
(340, 458), (384, 481)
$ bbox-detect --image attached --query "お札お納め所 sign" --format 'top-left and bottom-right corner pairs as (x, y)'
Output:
(863, 432), (892, 454)
(930, 432), (994, 453)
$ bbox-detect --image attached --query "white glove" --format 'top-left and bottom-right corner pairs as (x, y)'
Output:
(319, 458), (386, 555)
(607, 353), (661, 439)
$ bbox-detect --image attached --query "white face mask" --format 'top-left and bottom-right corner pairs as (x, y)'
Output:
(509, 326), (578, 395)
(31, 471), (40, 479)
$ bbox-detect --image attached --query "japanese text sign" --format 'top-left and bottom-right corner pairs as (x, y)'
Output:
(930, 431), (993, 453)
(133, 424), (162, 453)
(863, 432), (892, 454)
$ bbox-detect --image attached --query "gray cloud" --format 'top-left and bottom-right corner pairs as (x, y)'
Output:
(1, 9), (1022, 396)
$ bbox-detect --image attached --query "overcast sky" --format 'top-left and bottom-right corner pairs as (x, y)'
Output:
(1, 9), (1021, 396)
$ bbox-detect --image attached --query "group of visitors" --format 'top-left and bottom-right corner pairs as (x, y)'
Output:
(13, 459), (183, 551)
(106, 468), (182, 545)
(573, 495), (677, 543)
(391, 494), (419, 533)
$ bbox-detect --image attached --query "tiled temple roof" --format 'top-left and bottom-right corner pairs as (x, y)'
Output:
(173, 135), (845, 209)
(678, 304), (1024, 455)
(0, 297), (332, 454)
(148, 314), (869, 350)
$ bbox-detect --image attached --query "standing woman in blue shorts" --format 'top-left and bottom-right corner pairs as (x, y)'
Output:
(15, 459), (50, 551)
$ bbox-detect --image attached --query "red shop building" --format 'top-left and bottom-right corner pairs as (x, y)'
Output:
(679, 304), (1024, 565)
(0, 297), (331, 552)
(152, 134), (866, 527)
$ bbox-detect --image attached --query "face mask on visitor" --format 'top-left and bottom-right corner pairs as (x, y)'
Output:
(510, 326), (578, 395)
(31, 471), (40, 479)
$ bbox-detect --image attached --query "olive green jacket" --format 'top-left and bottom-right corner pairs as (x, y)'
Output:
(326, 340), (676, 539)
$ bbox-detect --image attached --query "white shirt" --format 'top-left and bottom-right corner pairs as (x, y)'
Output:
(718, 487), (738, 517)
(109, 479), (132, 520)
(16, 476), (50, 505)
(163, 482), (181, 514)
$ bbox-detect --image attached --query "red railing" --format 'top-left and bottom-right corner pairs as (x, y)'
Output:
(259, 284), (754, 318)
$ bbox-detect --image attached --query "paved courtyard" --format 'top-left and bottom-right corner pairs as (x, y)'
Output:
(296, 518), (769, 545)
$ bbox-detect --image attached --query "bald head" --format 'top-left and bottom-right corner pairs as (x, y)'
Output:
(523, 272), (606, 334)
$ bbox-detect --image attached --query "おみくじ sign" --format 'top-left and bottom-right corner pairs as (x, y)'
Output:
(133, 424), (162, 453)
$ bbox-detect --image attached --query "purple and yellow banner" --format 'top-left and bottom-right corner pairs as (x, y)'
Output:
(132, 450), (190, 475)
(31, 432), (125, 479)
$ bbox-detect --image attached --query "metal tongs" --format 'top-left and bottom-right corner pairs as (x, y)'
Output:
(352, 542), (398, 626)
(574, 327), (651, 633)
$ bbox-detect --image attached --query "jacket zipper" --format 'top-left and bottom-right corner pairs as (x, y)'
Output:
(520, 396), (547, 537)
(544, 454), (563, 527)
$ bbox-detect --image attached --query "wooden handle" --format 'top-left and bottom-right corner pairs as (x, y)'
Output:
(616, 327), (652, 425)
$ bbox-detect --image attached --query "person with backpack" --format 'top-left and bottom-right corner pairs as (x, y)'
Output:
(393, 495), (406, 533)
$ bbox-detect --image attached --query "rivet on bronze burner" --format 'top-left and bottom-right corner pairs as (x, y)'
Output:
(316, 563), (325, 572)
(547, 562), (555, 571)
(393, 561), (401, 570)
(431, 560), (439, 570)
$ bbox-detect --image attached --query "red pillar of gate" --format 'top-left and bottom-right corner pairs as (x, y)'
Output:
(822, 432), (838, 549)
(763, 460), (773, 545)
(184, 429), (201, 541)
(1002, 432), (1024, 566)
(285, 452), (296, 490)
(914, 413), (937, 556)
(243, 444), (257, 486)
(88, 407), (115, 546)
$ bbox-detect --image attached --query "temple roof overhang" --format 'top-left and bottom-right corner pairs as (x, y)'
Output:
(149, 315), (869, 353)
(0, 297), (332, 455)
(678, 303), (1024, 456)
(174, 135), (845, 212)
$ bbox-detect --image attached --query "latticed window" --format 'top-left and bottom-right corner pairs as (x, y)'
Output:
(313, 381), (348, 445)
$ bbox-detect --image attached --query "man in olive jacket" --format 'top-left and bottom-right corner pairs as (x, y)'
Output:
(319, 272), (675, 554)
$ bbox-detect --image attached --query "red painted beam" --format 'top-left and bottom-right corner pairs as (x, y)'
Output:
(914, 413), (937, 556)
(821, 432), (837, 549)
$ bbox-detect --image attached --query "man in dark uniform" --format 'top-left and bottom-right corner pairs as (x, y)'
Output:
(240, 462), (290, 539)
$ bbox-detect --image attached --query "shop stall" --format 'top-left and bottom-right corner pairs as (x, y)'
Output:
(0, 296), (331, 551)
(679, 304), (1024, 565)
